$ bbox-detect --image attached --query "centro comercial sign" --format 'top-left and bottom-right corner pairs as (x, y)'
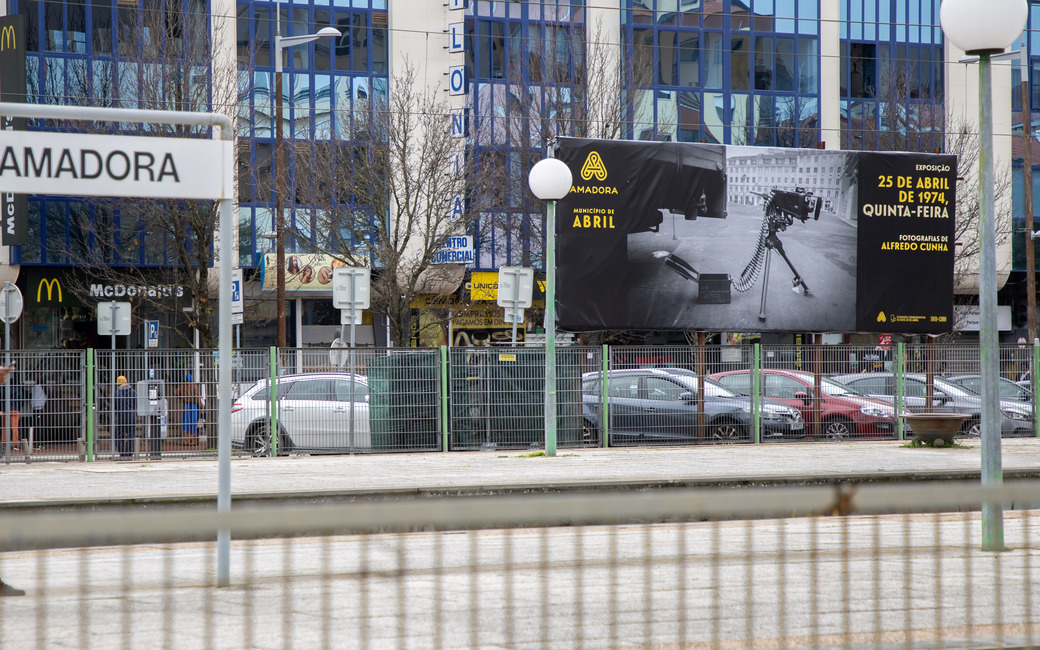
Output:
(0, 130), (232, 200)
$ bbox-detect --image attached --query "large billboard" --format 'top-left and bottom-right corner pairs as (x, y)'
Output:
(555, 138), (956, 334)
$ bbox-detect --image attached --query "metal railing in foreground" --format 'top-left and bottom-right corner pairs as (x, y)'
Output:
(2, 481), (1039, 649)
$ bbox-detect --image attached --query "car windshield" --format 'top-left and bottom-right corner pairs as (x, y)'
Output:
(928, 378), (976, 398)
(789, 372), (863, 396)
(947, 376), (1030, 400)
(703, 377), (740, 398)
(589, 371), (743, 399)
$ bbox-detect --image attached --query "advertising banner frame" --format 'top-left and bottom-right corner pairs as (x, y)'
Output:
(553, 137), (956, 335)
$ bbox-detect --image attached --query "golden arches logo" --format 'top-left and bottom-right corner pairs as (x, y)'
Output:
(580, 152), (608, 182)
(37, 278), (61, 302)
(0, 25), (16, 51)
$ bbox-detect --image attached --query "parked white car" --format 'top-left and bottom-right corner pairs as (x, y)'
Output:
(230, 372), (370, 454)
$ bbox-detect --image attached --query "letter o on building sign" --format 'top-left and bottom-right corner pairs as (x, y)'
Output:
(449, 65), (467, 96)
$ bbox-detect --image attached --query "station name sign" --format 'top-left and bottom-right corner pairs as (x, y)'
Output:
(0, 130), (233, 200)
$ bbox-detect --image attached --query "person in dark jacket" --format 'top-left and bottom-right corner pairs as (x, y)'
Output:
(0, 364), (24, 597)
(113, 375), (137, 459)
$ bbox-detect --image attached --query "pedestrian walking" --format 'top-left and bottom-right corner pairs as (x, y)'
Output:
(113, 376), (137, 459)
(173, 373), (203, 446)
(0, 363), (24, 597)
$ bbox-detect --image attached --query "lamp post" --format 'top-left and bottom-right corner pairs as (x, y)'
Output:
(273, 12), (339, 348)
(1022, 47), (1036, 344)
(941, 0), (1028, 552)
(528, 153), (572, 457)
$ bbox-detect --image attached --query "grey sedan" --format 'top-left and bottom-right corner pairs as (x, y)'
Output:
(830, 372), (1033, 437)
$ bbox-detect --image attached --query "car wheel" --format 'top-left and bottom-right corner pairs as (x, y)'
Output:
(823, 417), (855, 440)
(582, 419), (599, 446)
(710, 419), (746, 443)
(249, 421), (288, 457)
(959, 418), (981, 438)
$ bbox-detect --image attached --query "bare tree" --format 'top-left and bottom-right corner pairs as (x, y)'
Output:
(293, 61), (494, 345)
(28, 2), (239, 347)
(475, 17), (654, 272)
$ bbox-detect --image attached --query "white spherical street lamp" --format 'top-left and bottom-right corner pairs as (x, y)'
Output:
(528, 157), (573, 201)
(940, 0), (1027, 55)
(940, 0), (1028, 552)
(528, 155), (572, 457)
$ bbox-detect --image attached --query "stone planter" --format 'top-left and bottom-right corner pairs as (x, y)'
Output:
(901, 413), (970, 447)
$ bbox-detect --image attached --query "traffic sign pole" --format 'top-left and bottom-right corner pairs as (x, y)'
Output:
(110, 302), (116, 457)
(511, 273), (520, 347)
(3, 283), (10, 462)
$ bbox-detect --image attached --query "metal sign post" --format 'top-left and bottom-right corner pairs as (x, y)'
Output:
(497, 267), (534, 347)
(0, 101), (237, 585)
(98, 301), (131, 456)
(332, 268), (370, 452)
(0, 282), (22, 462)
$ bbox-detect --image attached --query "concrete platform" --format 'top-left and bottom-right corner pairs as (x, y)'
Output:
(2, 438), (1040, 510)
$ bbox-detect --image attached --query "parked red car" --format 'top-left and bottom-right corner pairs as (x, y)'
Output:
(708, 369), (899, 439)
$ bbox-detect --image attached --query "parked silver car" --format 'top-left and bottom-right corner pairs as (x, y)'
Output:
(230, 372), (370, 454)
(829, 372), (1033, 437)
(582, 367), (804, 444)
(944, 374), (1033, 403)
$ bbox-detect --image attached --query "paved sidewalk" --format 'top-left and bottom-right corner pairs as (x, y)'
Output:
(2, 438), (1040, 506)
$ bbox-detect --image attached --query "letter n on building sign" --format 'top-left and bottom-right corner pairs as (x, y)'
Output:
(450, 109), (467, 139)
(448, 65), (467, 96)
(451, 195), (465, 221)
(448, 22), (465, 54)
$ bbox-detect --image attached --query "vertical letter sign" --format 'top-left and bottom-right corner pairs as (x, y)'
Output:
(0, 15), (26, 246)
(449, 65), (467, 96)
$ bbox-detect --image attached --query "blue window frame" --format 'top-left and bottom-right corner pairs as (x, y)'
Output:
(11, 0), (213, 267)
(236, 1), (388, 268)
(621, 0), (821, 147)
(839, 0), (944, 151)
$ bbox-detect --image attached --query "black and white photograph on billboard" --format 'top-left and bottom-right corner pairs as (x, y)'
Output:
(555, 138), (955, 335)
(625, 146), (857, 332)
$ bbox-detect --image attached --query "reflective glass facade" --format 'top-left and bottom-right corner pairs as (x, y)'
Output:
(623, 0), (820, 147)
(12, 0), (210, 266)
(839, 0), (944, 151)
(235, 0), (388, 268)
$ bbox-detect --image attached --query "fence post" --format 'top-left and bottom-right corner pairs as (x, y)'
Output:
(752, 343), (761, 443)
(601, 344), (609, 448)
(440, 345), (449, 452)
(1034, 339), (1039, 438)
(86, 348), (95, 462)
(268, 346), (278, 457)
(896, 342), (905, 441)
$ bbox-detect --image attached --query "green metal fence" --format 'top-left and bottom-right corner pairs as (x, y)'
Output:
(1, 342), (1037, 463)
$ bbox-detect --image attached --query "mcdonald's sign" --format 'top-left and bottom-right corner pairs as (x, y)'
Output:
(0, 15), (26, 246)
(37, 278), (62, 303)
(0, 24), (15, 51)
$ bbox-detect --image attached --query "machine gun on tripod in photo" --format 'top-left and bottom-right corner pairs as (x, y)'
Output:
(733, 186), (823, 321)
